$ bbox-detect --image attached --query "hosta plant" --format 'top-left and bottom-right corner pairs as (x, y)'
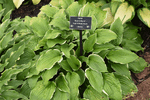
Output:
(0, 0), (148, 100)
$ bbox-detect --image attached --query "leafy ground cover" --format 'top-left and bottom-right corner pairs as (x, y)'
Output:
(0, 0), (150, 100)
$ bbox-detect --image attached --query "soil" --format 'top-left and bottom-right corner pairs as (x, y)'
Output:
(11, 0), (150, 100)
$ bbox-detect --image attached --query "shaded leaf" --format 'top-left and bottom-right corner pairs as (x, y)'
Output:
(52, 88), (69, 100)
(60, 60), (72, 72)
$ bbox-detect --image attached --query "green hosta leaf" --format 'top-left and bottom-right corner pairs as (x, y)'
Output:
(52, 88), (69, 100)
(122, 39), (143, 52)
(103, 73), (122, 100)
(110, 18), (123, 45)
(114, 73), (138, 98)
(67, 2), (82, 17)
(42, 64), (60, 84)
(89, 15), (97, 33)
(6, 43), (25, 68)
(3, 0), (15, 16)
(111, 1), (121, 16)
(60, 0), (74, 9)
(67, 55), (81, 71)
(85, 68), (103, 93)
(32, 0), (41, 5)
(50, 0), (61, 8)
(1, 90), (28, 100)
(30, 17), (49, 37)
(137, 8), (150, 28)
(0, 19), (10, 38)
(36, 49), (62, 72)
(53, 9), (66, 19)
(50, 17), (69, 30)
(0, 9), (5, 20)
(114, 2), (135, 24)
(106, 48), (138, 64)
(47, 38), (66, 48)
(95, 29), (117, 45)
(87, 54), (107, 72)
(93, 43), (115, 53)
(83, 34), (96, 53)
(20, 81), (31, 98)
(61, 43), (75, 58)
(16, 48), (35, 65)
(44, 30), (61, 39)
(0, 31), (13, 53)
(129, 57), (148, 73)
(13, 0), (24, 9)
(111, 63), (131, 78)
(60, 60), (72, 72)
(40, 5), (59, 18)
(66, 72), (80, 100)
(56, 73), (70, 93)
(30, 81), (56, 100)
(27, 75), (40, 89)
(83, 85), (109, 100)
(76, 69), (85, 85)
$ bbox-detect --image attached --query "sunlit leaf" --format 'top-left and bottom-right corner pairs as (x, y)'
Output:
(32, 0), (41, 5)
(59, 0), (74, 9)
(13, 0), (24, 9)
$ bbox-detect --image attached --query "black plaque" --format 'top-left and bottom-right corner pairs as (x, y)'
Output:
(70, 16), (92, 30)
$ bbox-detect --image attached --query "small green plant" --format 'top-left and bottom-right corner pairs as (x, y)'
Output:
(0, 0), (148, 100)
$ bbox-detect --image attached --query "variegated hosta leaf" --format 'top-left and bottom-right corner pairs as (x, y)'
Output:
(87, 54), (107, 72)
(95, 29), (117, 44)
(66, 72), (80, 100)
(30, 81), (56, 100)
(1, 90), (28, 100)
(106, 48), (138, 64)
(30, 17), (49, 37)
(110, 18), (123, 45)
(47, 38), (66, 48)
(44, 30), (61, 39)
(76, 69), (85, 85)
(129, 57), (148, 73)
(2, 10), (12, 22)
(0, 19), (10, 38)
(114, 2), (135, 24)
(110, 1), (121, 16)
(103, 73), (122, 100)
(114, 73), (138, 98)
(41, 64), (60, 85)
(20, 81), (31, 98)
(83, 85), (109, 100)
(36, 49), (62, 72)
(83, 34), (96, 53)
(13, 0), (24, 9)
(67, 55), (81, 71)
(0, 9), (5, 21)
(56, 73), (70, 93)
(40, 5), (59, 18)
(66, 2), (82, 17)
(85, 68), (103, 93)
(52, 88), (69, 100)
(59, 0), (74, 9)
(32, 0), (41, 5)
(50, 0), (61, 8)
(137, 8), (150, 28)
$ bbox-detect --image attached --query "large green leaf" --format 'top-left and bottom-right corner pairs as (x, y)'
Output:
(42, 64), (60, 84)
(83, 34), (96, 53)
(50, 17), (69, 30)
(83, 85), (109, 100)
(129, 57), (148, 73)
(76, 69), (85, 85)
(114, 73), (137, 98)
(60, 60), (72, 72)
(110, 1), (121, 16)
(87, 54), (107, 72)
(30, 17), (49, 37)
(36, 49), (62, 72)
(52, 88), (69, 100)
(40, 5), (59, 18)
(111, 63), (131, 78)
(59, 0), (74, 9)
(0, 19), (10, 38)
(1, 90), (28, 100)
(47, 38), (66, 48)
(103, 73), (122, 100)
(85, 68), (103, 93)
(53, 9), (66, 19)
(66, 72), (80, 100)
(110, 18), (123, 45)
(56, 73), (70, 93)
(114, 2), (135, 24)
(30, 81), (56, 100)
(66, 2), (82, 17)
(44, 30), (61, 39)
(95, 29), (117, 44)
(67, 55), (81, 71)
(137, 8), (150, 28)
(106, 48), (138, 64)
(20, 81), (31, 98)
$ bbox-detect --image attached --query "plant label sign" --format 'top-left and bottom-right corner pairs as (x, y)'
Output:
(69, 16), (92, 30)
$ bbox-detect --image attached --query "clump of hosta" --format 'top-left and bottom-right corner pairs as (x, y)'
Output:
(0, 0), (148, 100)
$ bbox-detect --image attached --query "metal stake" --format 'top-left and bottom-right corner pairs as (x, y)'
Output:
(79, 30), (83, 56)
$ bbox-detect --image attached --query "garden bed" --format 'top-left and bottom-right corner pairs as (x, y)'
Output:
(9, 0), (150, 99)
